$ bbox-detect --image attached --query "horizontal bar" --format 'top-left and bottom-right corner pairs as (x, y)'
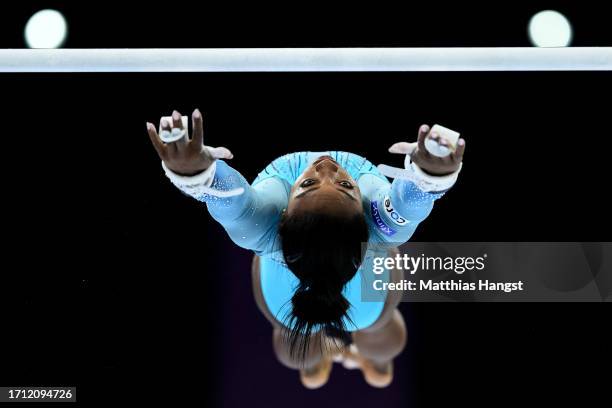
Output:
(0, 48), (611, 72)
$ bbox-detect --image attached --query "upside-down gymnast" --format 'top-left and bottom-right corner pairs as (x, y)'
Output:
(146, 109), (465, 388)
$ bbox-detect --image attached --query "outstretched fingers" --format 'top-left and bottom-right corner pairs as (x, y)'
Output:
(453, 138), (466, 161)
(146, 122), (166, 159)
(191, 108), (204, 147)
(388, 142), (417, 155)
(171, 110), (188, 147)
(206, 146), (234, 160)
(417, 124), (430, 151)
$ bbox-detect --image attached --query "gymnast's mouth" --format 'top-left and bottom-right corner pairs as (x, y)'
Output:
(312, 155), (336, 165)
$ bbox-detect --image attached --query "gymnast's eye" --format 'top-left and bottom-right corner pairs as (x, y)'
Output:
(339, 180), (353, 189)
(301, 179), (316, 187)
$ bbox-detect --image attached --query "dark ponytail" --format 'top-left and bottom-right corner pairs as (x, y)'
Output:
(278, 210), (369, 361)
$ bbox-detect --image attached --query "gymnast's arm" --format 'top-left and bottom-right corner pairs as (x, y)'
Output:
(145, 109), (284, 253)
(364, 123), (466, 244)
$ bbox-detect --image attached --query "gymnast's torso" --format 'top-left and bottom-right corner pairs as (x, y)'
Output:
(253, 151), (395, 331)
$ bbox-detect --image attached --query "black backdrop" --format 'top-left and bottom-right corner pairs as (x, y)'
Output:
(0, 71), (610, 407)
(2, 1), (612, 48)
(1, 0), (612, 406)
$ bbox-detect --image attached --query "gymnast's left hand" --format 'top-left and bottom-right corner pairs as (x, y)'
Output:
(387, 124), (466, 176)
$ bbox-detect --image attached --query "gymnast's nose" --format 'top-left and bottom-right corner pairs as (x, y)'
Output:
(315, 158), (340, 180)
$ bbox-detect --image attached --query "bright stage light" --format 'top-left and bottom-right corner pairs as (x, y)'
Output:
(24, 9), (68, 49)
(528, 10), (572, 47)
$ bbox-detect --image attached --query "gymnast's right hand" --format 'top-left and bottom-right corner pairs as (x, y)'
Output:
(146, 109), (234, 176)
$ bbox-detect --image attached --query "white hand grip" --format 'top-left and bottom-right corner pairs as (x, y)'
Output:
(161, 159), (245, 198)
(425, 124), (460, 158)
(377, 161), (461, 193)
(159, 116), (188, 143)
(378, 164), (415, 181)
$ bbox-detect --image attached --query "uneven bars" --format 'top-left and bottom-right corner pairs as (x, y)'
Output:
(0, 48), (611, 72)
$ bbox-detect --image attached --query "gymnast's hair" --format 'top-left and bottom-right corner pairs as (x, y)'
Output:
(278, 209), (369, 361)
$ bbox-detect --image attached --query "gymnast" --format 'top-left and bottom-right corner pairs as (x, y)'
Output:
(146, 109), (465, 388)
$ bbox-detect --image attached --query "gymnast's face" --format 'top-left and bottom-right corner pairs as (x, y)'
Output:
(287, 155), (363, 216)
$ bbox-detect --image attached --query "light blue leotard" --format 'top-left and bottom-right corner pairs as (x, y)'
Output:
(196, 151), (446, 332)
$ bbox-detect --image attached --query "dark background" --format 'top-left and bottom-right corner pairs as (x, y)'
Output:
(1, 1), (611, 408)
(2, 0), (612, 47)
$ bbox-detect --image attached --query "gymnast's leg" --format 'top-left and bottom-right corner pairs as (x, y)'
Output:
(352, 309), (407, 387)
(348, 247), (407, 387)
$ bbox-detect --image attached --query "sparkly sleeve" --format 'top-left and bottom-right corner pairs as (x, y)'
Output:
(203, 160), (287, 254)
(361, 174), (447, 245)
(162, 158), (286, 254)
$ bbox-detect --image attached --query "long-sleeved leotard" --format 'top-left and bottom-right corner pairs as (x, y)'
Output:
(162, 151), (460, 331)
